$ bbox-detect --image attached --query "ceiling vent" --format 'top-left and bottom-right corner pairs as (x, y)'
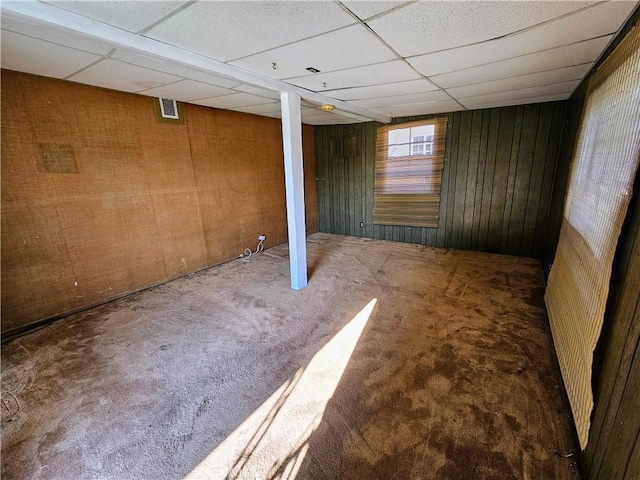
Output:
(158, 98), (179, 119)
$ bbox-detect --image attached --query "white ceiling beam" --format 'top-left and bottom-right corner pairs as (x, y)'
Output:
(1, 1), (392, 124)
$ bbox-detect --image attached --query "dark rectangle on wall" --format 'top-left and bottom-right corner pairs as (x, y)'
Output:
(39, 143), (78, 173)
(315, 101), (566, 258)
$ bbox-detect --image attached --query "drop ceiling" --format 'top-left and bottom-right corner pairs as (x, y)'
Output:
(1, 0), (637, 125)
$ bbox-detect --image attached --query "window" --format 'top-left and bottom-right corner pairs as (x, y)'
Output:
(373, 117), (447, 228)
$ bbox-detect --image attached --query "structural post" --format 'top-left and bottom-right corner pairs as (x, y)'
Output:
(280, 92), (307, 290)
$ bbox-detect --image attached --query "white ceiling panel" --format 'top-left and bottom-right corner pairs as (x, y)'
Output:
(352, 90), (451, 108)
(341, 1), (410, 20)
(301, 111), (359, 124)
(1, 14), (114, 55)
(145, 1), (355, 63)
(447, 64), (591, 99)
(111, 50), (242, 89)
(370, 100), (464, 117)
(367, 1), (594, 57)
(432, 35), (612, 89)
(234, 84), (282, 100)
(408, 1), (634, 77)
(43, 1), (190, 33)
(458, 81), (579, 105)
(1, 30), (101, 79)
(309, 117), (358, 125)
(68, 58), (181, 93)
(192, 93), (275, 109)
(286, 60), (421, 92)
(462, 93), (570, 111)
(136, 79), (236, 102)
(323, 79), (439, 101)
(234, 103), (283, 115)
(230, 24), (396, 80)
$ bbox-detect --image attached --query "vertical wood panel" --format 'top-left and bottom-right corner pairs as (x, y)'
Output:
(446, 111), (462, 248)
(487, 107), (516, 253)
(462, 110), (482, 250)
(522, 103), (553, 257)
(501, 105), (524, 253)
(507, 103), (540, 256)
(477, 108), (501, 251)
(316, 127), (327, 233)
(623, 434), (640, 479)
(315, 101), (564, 258)
(452, 111), (472, 249)
(533, 102), (565, 258)
(364, 122), (379, 238)
(471, 109), (491, 251)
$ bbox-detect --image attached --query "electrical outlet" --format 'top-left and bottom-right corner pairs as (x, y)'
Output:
(258, 235), (266, 241)
(360, 222), (364, 228)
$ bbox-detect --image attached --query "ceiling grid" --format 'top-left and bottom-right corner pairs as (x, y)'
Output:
(1, 0), (637, 124)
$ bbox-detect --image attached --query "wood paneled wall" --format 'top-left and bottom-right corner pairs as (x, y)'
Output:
(316, 102), (565, 257)
(1, 70), (317, 336)
(583, 175), (640, 479)
(543, 6), (640, 477)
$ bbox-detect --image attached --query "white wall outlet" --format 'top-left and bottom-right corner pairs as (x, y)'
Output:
(258, 235), (266, 241)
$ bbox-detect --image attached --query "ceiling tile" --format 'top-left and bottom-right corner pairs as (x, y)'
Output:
(352, 90), (451, 108)
(301, 110), (359, 124)
(461, 93), (570, 111)
(308, 117), (357, 125)
(447, 64), (591, 99)
(234, 103), (283, 115)
(192, 93), (274, 109)
(332, 110), (378, 122)
(1, 15), (114, 55)
(457, 81), (579, 106)
(1, 30), (101, 79)
(233, 84), (282, 100)
(285, 60), (421, 91)
(340, 1), (410, 20)
(111, 50), (242, 89)
(145, 1), (355, 62)
(367, 1), (593, 57)
(43, 1), (191, 33)
(259, 112), (283, 119)
(370, 100), (464, 118)
(229, 24), (396, 80)
(136, 79), (236, 102)
(68, 58), (181, 92)
(323, 79), (439, 101)
(431, 35), (611, 88)
(408, 1), (634, 77)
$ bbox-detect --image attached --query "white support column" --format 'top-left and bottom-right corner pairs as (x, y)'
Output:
(280, 92), (307, 290)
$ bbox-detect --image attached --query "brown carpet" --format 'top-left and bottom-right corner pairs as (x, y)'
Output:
(1, 233), (580, 479)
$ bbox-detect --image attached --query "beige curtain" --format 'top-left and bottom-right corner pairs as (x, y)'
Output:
(545, 24), (640, 450)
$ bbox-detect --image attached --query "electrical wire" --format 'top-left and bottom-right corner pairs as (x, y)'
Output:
(241, 238), (264, 260)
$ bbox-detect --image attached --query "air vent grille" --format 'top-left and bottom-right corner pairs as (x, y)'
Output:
(159, 98), (179, 119)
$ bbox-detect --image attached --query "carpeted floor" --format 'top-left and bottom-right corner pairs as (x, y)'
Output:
(1, 233), (581, 479)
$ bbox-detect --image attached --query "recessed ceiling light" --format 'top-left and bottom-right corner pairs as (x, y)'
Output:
(306, 67), (321, 73)
(320, 104), (335, 112)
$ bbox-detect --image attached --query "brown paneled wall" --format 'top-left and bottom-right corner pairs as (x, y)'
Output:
(315, 102), (565, 258)
(1, 70), (317, 335)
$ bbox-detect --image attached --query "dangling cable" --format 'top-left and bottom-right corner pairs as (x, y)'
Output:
(240, 236), (265, 260)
